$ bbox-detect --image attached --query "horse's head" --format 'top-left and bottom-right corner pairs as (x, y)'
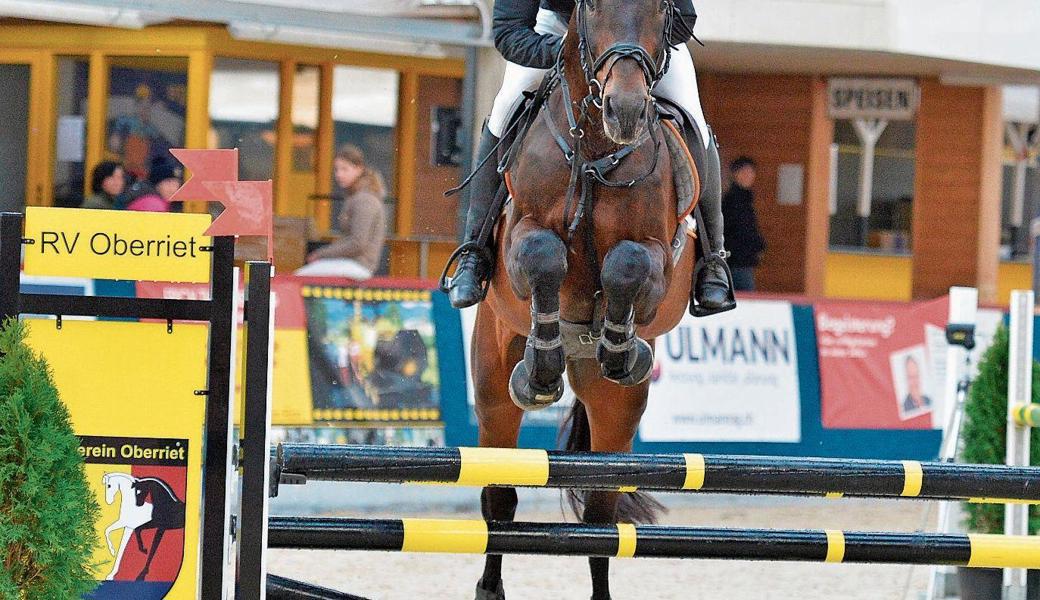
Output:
(132, 481), (149, 507)
(576, 0), (673, 144)
(103, 473), (134, 505)
(103, 473), (118, 505)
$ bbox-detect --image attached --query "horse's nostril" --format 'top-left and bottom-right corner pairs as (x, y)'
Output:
(604, 96), (616, 121)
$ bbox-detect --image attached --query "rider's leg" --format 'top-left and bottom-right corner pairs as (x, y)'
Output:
(654, 45), (736, 315)
(447, 61), (547, 308)
(448, 9), (567, 309)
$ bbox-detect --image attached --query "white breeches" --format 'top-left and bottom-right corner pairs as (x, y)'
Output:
(487, 8), (710, 148)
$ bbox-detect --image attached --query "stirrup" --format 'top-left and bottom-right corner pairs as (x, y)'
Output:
(690, 251), (736, 318)
(439, 241), (495, 295)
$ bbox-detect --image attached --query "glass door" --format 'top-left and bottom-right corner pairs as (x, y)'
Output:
(0, 59), (32, 212)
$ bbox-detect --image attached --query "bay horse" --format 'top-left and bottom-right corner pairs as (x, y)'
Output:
(471, 1), (716, 598)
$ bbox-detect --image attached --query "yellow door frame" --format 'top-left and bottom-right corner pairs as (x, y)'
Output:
(0, 50), (54, 207)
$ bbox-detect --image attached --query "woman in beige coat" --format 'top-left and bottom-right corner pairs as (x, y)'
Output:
(296, 145), (387, 280)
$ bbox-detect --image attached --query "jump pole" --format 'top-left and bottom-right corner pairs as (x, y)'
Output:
(1006, 289), (1035, 600)
(274, 444), (1040, 503)
(267, 517), (1040, 569)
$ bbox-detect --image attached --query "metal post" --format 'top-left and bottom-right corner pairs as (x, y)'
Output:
(199, 236), (238, 600)
(239, 262), (274, 600)
(457, 45), (479, 241)
(1004, 289), (1034, 600)
(852, 118), (888, 246)
(0, 213), (23, 322)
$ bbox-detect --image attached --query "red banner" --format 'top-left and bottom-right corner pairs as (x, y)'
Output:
(816, 297), (947, 429)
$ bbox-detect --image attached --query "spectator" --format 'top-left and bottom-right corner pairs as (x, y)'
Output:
(722, 156), (766, 291)
(296, 145), (387, 280)
(82, 161), (126, 210)
(125, 156), (182, 213)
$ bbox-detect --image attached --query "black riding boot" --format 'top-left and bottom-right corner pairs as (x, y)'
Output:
(688, 125), (736, 317)
(446, 124), (502, 309)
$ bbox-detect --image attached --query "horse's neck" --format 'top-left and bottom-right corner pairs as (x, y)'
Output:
(141, 479), (180, 506)
(115, 479), (146, 516)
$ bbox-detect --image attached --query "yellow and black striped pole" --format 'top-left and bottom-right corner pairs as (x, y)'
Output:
(267, 517), (1040, 569)
(275, 444), (1040, 503)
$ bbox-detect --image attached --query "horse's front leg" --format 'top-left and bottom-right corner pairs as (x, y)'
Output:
(506, 226), (568, 410)
(598, 241), (665, 385)
(104, 521), (119, 555)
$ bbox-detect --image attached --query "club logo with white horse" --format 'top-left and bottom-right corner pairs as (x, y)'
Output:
(80, 436), (188, 599)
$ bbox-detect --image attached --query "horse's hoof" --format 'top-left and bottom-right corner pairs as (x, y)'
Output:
(508, 361), (563, 411)
(476, 579), (505, 600)
(601, 338), (653, 387)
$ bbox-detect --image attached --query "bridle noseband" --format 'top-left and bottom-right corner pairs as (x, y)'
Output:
(576, 0), (675, 109)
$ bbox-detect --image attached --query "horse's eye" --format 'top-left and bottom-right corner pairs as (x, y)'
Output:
(659, 0), (668, 13)
(586, 0), (596, 11)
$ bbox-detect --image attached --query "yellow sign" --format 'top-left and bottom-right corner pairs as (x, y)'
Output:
(26, 319), (209, 599)
(23, 207), (212, 283)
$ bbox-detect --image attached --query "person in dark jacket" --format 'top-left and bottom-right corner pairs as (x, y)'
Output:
(82, 161), (127, 210)
(722, 156), (766, 291)
(447, 0), (735, 317)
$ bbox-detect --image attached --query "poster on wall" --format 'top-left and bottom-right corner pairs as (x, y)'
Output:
(299, 284), (445, 445)
(639, 300), (802, 443)
(134, 279), (447, 446)
(26, 319), (209, 599)
(816, 298), (946, 429)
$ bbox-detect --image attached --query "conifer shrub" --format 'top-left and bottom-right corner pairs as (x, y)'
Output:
(0, 319), (100, 599)
(961, 323), (1040, 534)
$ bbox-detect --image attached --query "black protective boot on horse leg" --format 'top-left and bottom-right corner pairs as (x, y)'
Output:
(687, 124), (736, 317)
(444, 123), (502, 309)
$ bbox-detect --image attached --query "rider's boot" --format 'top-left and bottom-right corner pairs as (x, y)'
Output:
(447, 123), (501, 309)
(688, 124), (736, 317)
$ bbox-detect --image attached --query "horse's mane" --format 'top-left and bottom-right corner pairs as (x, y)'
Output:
(135, 477), (179, 501)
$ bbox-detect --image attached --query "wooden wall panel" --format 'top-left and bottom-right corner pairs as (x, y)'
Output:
(411, 75), (462, 238)
(700, 73), (815, 293)
(911, 80), (1002, 300)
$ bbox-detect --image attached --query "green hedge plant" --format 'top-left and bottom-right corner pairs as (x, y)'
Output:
(0, 319), (100, 599)
(961, 323), (1040, 534)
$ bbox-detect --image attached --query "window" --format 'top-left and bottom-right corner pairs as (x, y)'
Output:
(209, 58), (280, 181)
(53, 56), (89, 208)
(105, 56), (188, 184)
(829, 119), (916, 254)
(1000, 130), (1039, 261)
(331, 65), (399, 201)
(286, 64), (321, 217)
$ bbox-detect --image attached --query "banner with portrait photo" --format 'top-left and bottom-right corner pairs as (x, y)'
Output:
(816, 298), (948, 429)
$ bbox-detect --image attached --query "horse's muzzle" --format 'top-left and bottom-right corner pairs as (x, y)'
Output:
(602, 94), (649, 145)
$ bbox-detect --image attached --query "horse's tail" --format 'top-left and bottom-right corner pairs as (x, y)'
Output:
(561, 399), (665, 525)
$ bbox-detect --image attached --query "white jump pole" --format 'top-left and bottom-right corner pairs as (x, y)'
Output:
(1005, 290), (1034, 600)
